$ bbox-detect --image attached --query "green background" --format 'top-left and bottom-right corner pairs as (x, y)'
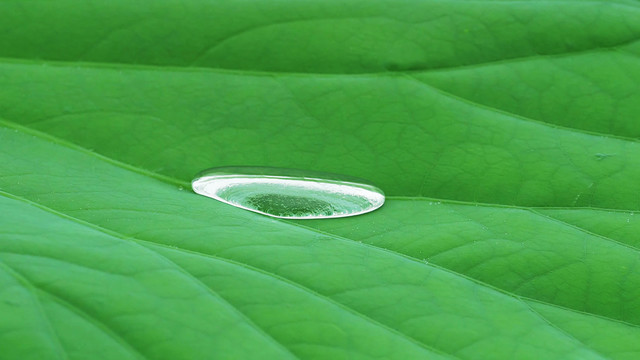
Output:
(1, 0), (640, 359)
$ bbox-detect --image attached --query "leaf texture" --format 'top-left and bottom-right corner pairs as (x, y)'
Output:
(1, 0), (639, 359)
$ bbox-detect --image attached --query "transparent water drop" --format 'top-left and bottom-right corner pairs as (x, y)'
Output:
(192, 167), (385, 219)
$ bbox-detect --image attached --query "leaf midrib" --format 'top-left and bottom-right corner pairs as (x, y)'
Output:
(1, 157), (638, 331)
(3, 116), (640, 254)
(3, 125), (639, 359)
(1, 117), (638, 214)
(2, 101), (639, 328)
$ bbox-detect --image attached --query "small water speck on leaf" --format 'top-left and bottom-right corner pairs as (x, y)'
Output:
(595, 153), (615, 161)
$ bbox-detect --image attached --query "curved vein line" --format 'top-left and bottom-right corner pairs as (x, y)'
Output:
(1, 119), (639, 329)
(409, 37), (640, 75)
(0, 31), (637, 77)
(523, 303), (609, 360)
(0, 119), (188, 188)
(2, 187), (636, 358)
(385, 196), (640, 253)
(277, 216), (640, 328)
(387, 196), (640, 213)
(523, 297), (640, 330)
(35, 289), (147, 360)
(1, 235), (299, 359)
(3, 116), (640, 214)
(140, 243), (456, 359)
(529, 209), (640, 253)
(127, 247), (301, 360)
(402, 74), (640, 145)
(0, 191), (453, 359)
(0, 260), (68, 360)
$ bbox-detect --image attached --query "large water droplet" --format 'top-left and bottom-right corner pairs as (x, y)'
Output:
(192, 167), (385, 219)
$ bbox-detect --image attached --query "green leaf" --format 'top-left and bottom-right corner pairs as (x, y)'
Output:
(1, 0), (640, 359)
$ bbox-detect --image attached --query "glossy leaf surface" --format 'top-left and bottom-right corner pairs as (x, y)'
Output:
(1, 0), (640, 359)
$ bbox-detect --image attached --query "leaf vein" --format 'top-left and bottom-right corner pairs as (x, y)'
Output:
(0, 260), (69, 360)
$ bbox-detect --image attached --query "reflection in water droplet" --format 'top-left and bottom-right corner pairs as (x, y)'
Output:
(192, 167), (385, 219)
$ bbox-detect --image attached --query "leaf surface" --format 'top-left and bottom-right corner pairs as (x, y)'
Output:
(1, 0), (640, 359)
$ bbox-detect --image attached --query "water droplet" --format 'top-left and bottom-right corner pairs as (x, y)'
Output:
(192, 167), (385, 219)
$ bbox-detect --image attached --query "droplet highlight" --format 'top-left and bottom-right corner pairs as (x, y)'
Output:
(192, 167), (385, 219)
